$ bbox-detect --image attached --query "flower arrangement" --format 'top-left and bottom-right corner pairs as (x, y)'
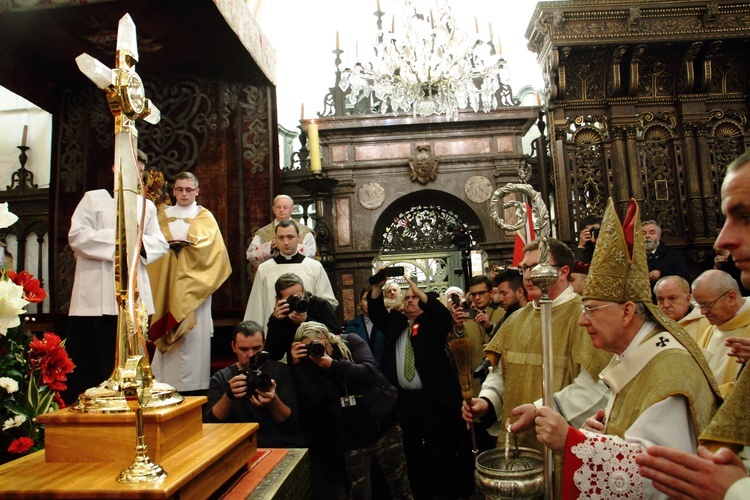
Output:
(0, 203), (75, 464)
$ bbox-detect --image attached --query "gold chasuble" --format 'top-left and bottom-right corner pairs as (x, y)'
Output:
(604, 326), (719, 440)
(148, 207), (231, 352)
(484, 295), (611, 452)
(701, 361), (750, 450)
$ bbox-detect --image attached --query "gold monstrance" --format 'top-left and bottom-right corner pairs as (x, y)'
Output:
(73, 14), (182, 413)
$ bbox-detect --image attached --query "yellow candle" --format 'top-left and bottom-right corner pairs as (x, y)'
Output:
(474, 17), (479, 34)
(336, 30), (340, 50)
(21, 125), (28, 147)
(376, 0), (380, 11)
(496, 36), (503, 54)
(536, 91), (542, 107)
(300, 103), (305, 120)
(489, 22), (493, 40)
(392, 15), (395, 33)
(308, 121), (322, 173)
(430, 10), (434, 29)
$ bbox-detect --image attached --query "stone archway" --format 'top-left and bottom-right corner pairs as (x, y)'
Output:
(370, 190), (487, 294)
(371, 189), (485, 252)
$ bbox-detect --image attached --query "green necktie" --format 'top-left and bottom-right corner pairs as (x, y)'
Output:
(404, 321), (415, 381)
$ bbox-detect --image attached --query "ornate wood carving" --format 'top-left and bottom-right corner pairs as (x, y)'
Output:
(526, 0), (750, 270)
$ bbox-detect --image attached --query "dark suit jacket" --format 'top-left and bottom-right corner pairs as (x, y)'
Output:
(648, 241), (691, 283)
(368, 292), (461, 409)
(345, 314), (386, 368)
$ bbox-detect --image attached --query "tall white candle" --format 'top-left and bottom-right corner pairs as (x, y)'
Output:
(21, 125), (28, 147)
(308, 121), (322, 173)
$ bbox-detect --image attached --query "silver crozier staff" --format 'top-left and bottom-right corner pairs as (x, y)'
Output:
(489, 183), (557, 499)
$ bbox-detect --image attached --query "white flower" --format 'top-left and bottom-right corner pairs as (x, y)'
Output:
(2, 414), (26, 430)
(0, 279), (28, 336)
(0, 376), (19, 393)
(0, 203), (18, 230)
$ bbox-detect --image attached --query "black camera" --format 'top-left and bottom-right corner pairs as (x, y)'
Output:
(306, 340), (326, 359)
(590, 227), (600, 240)
(463, 309), (478, 320)
(238, 351), (272, 395)
(285, 293), (310, 313)
(473, 357), (492, 382)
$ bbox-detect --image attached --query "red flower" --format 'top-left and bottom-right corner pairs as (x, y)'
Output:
(22, 279), (46, 303)
(28, 333), (63, 369)
(38, 348), (75, 391)
(28, 333), (75, 391)
(7, 270), (46, 303)
(8, 436), (34, 454)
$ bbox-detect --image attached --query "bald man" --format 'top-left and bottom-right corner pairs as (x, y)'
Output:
(692, 269), (749, 398)
(654, 275), (707, 340)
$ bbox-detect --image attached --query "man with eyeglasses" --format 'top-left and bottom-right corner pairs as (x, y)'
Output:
(691, 269), (749, 398)
(654, 275), (707, 340)
(533, 198), (719, 499)
(450, 275), (505, 406)
(462, 239), (611, 466)
(148, 171), (231, 394)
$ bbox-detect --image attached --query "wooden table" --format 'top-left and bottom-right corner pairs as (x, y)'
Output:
(0, 422), (259, 499)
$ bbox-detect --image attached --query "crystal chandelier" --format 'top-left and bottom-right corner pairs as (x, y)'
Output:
(338, 0), (511, 121)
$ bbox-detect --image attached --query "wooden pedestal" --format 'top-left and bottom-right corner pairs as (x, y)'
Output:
(0, 396), (260, 499)
(37, 396), (206, 462)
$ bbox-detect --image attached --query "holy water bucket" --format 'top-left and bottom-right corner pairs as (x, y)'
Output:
(475, 447), (544, 499)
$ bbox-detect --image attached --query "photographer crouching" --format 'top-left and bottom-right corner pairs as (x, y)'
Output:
(291, 321), (413, 500)
(203, 321), (306, 448)
(265, 272), (342, 361)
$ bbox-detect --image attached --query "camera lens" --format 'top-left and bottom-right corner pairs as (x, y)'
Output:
(286, 294), (310, 313)
(307, 340), (326, 359)
(250, 373), (272, 393)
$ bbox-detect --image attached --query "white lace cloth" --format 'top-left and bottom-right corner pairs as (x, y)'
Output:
(572, 429), (645, 499)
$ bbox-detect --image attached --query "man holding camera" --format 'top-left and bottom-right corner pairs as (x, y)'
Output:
(204, 321), (305, 448)
(574, 216), (600, 264)
(265, 273), (342, 360)
(244, 219), (338, 329)
(450, 275), (505, 398)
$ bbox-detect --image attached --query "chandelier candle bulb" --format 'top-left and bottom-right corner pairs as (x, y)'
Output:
(336, 30), (340, 50)
(307, 121), (322, 173)
(475, 16), (479, 34)
(376, 0), (380, 11)
(430, 10), (434, 29)
(489, 22), (493, 40)
(21, 125), (28, 147)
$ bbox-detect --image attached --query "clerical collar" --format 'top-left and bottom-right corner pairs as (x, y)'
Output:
(273, 252), (305, 264)
(531, 285), (576, 309)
